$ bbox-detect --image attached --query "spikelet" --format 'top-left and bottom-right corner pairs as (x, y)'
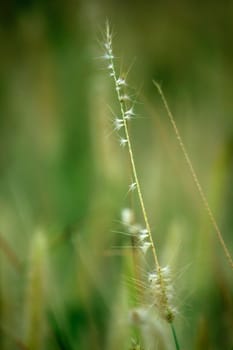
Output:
(121, 209), (176, 322)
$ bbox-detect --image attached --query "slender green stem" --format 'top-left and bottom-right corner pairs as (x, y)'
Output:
(105, 23), (160, 268)
(153, 80), (233, 271)
(170, 323), (180, 350)
(104, 23), (179, 349)
(109, 56), (160, 273)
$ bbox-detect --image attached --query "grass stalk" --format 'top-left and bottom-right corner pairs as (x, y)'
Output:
(105, 22), (170, 312)
(103, 21), (179, 347)
(153, 81), (233, 271)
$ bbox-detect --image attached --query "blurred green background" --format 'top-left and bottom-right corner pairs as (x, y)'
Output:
(0, 1), (233, 349)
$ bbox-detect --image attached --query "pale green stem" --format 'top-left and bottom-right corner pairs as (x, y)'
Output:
(170, 323), (180, 350)
(109, 56), (160, 271)
(104, 25), (180, 349)
(153, 80), (233, 271)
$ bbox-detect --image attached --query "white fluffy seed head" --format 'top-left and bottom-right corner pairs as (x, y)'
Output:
(124, 107), (135, 120)
(146, 266), (176, 322)
(103, 22), (114, 62)
(119, 94), (131, 102)
(105, 21), (112, 47)
(121, 208), (135, 226)
(140, 228), (149, 235)
(129, 182), (137, 192)
(120, 138), (128, 147)
(113, 118), (124, 131)
(138, 232), (149, 242)
(103, 53), (114, 60)
(116, 77), (126, 87)
(140, 241), (152, 254)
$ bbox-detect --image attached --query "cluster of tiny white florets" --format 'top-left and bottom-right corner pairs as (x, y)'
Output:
(121, 208), (152, 255)
(129, 267), (176, 324)
(147, 266), (176, 322)
(121, 208), (176, 322)
(103, 23), (136, 152)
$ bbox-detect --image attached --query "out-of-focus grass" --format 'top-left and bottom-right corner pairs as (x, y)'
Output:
(0, 1), (233, 349)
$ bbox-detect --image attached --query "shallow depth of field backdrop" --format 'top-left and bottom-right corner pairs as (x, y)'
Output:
(0, 1), (233, 349)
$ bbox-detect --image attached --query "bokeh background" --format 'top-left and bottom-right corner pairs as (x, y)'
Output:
(0, 1), (233, 349)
